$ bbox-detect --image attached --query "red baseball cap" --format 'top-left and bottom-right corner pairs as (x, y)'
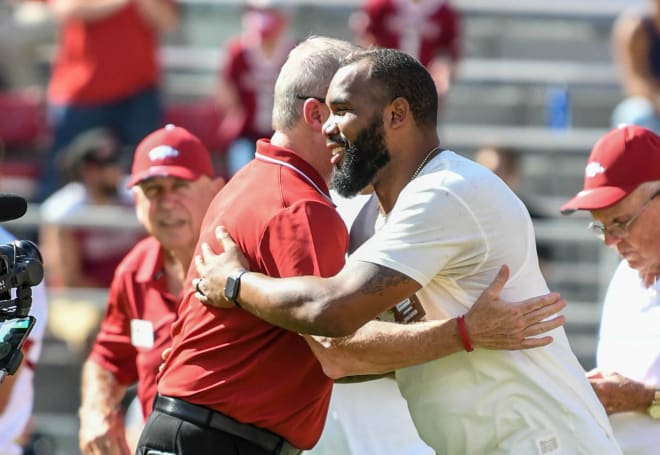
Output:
(560, 125), (660, 214)
(128, 124), (214, 188)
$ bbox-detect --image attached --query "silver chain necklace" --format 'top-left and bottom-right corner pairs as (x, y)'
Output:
(411, 146), (442, 180)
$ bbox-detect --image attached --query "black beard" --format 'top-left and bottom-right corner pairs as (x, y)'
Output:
(331, 117), (390, 198)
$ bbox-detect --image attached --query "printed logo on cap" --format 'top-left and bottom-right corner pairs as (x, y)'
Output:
(148, 145), (180, 162)
(585, 161), (605, 179)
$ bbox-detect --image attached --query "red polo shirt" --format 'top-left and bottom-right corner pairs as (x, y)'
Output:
(158, 139), (349, 449)
(47, 1), (166, 104)
(88, 236), (179, 419)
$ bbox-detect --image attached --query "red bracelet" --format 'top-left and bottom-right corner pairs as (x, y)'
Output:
(456, 315), (474, 352)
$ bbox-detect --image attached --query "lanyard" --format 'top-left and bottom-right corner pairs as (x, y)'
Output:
(255, 152), (334, 205)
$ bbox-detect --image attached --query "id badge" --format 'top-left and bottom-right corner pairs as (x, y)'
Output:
(130, 319), (154, 348)
(379, 294), (426, 324)
(392, 294), (426, 323)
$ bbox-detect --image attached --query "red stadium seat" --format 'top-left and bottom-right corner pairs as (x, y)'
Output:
(0, 91), (48, 148)
(164, 101), (226, 154)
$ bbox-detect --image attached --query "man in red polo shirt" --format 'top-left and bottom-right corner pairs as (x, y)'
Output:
(38, 0), (179, 200)
(137, 37), (357, 455)
(136, 36), (565, 455)
(78, 125), (224, 454)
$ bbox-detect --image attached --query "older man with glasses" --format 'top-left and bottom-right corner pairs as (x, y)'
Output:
(561, 124), (660, 454)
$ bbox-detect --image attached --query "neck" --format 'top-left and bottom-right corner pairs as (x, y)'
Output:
(271, 129), (332, 183)
(261, 38), (281, 56)
(374, 138), (440, 213)
(89, 190), (115, 205)
(84, 177), (116, 204)
(164, 250), (188, 296)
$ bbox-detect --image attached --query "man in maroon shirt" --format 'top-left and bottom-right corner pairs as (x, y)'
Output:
(78, 124), (224, 455)
(216, 1), (295, 175)
(137, 36), (357, 455)
(351, 0), (461, 105)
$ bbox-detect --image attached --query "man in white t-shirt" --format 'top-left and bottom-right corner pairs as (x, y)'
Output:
(194, 48), (621, 453)
(305, 190), (433, 455)
(0, 227), (48, 455)
(561, 125), (660, 455)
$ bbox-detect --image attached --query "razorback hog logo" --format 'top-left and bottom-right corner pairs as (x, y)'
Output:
(149, 145), (180, 162)
(584, 161), (605, 179)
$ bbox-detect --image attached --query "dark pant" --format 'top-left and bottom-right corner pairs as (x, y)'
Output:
(136, 396), (301, 455)
(38, 86), (162, 201)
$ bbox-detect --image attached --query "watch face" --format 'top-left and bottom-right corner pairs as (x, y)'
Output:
(649, 404), (660, 419)
(224, 276), (239, 301)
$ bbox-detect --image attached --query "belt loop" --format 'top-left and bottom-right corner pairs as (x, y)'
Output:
(203, 407), (212, 427)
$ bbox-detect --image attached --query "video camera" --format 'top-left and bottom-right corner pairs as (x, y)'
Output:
(0, 240), (44, 383)
(0, 193), (44, 382)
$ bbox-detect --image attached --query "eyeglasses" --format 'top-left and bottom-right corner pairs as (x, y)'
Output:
(587, 190), (660, 241)
(296, 95), (325, 103)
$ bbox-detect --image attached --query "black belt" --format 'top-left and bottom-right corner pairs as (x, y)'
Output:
(153, 395), (301, 455)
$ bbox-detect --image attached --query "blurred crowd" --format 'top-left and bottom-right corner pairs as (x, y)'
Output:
(1, 0), (659, 454)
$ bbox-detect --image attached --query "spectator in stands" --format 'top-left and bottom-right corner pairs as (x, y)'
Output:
(474, 145), (554, 278)
(0, 227), (48, 455)
(611, 0), (660, 132)
(78, 124), (224, 454)
(39, 127), (144, 289)
(350, 0), (461, 112)
(38, 0), (179, 200)
(561, 124), (660, 455)
(215, 0), (294, 176)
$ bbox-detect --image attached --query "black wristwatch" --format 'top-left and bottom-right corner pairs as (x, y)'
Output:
(224, 269), (249, 307)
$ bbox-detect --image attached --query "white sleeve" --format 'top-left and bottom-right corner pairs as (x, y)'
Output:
(348, 179), (485, 287)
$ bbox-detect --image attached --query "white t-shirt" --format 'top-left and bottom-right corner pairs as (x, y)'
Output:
(0, 227), (48, 455)
(349, 150), (620, 454)
(597, 260), (660, 455)
(306, 191), (433, 455)
(40, 179), (134, 223)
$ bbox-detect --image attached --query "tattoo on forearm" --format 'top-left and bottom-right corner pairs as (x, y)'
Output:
(360, 268), (410, 296)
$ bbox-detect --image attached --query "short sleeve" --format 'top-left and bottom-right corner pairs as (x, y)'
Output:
(349, 178), (485, 287)
(87, 272), (138, 385)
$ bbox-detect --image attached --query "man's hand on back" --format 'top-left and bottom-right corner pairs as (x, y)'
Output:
(465, 265), (567, 350)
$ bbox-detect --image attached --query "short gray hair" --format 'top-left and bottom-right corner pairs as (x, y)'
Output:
(272, 36), (359, 131)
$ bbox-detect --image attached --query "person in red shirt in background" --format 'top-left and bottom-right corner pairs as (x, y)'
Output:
(78, 124), (224, 455)
(351, 0), (461, 112)
(37, 0), (179, 201)
(216, 0), (295, 176)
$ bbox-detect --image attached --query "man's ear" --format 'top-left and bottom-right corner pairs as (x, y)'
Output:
(387, 97), (409, 129)
(302, 98), (328, 131)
